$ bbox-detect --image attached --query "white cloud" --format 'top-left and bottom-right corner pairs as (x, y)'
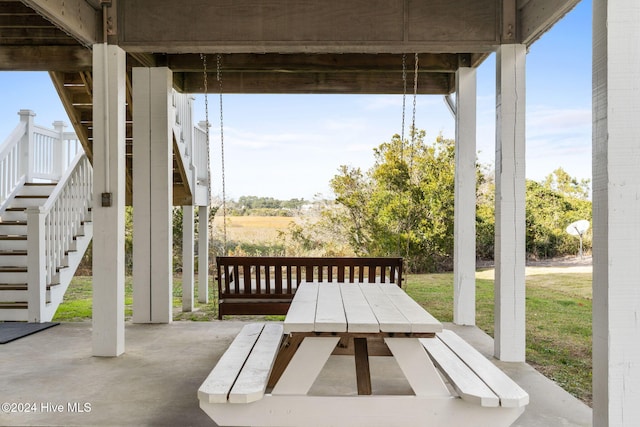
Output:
(528, 107), (591, 136)
(361, 95), (403, 111)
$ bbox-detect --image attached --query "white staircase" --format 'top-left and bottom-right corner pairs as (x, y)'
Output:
(0, 102), (207, 323)
(0, 183), (54, 320)
(0, 111), (92, 322)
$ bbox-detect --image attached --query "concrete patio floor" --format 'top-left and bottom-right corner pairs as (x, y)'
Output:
(0, 320), (591, 427)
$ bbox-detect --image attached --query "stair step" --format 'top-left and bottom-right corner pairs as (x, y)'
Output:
(0, 236), (27, 251)
(0, 266), (28, 283)
(0, 306), (28, 321)
(0, 301), (27, 309)
(0, 221), (27, 235)
(7, 197), (48, 208)
(0, 283), (55, 304)
(0, 283), (55, 290)
(0, 209), (27, 222)
(20, 183), (57, 197)
(0, 283), (28, 291)
(0, 251), (27, 267)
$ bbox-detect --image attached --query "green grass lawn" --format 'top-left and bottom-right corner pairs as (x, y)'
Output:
(55, 270), (593, 406)
(404, 271), (592, 406)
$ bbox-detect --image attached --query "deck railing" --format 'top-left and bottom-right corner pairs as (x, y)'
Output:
(194, 122), (210, 185)
(27, 152), (93, 322)
(173, 92), (210, 206)
(0, 120), (26, 208)
(0, 110), (84, 210)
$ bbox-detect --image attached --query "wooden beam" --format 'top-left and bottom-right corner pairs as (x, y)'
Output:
(22, 0), (100, 46)
(502, 0), (517, 43)
(49, 71), (93, 162)
(128, 52), (158, 68)
(174, 71), (455, 95)
(119, 0), (498, 54)
(519, 0), (581, 46)
(0, 45), (91, 70)
(0, 14), (54, 26)
(167, 53), (461, 73)
(0, 1), (35, 14)
(0, 27), (79, 44)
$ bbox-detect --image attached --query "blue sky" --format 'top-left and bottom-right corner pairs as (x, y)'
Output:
(0, 0), (591, 201)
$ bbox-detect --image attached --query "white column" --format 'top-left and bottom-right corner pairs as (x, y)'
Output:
(132, 67), (173, 324)
(52, 120), (66, 179)
(26, 207), (46, 323)
(453, 67), (477, 326)
(198, 205), (209, 303)
(494, 44), (526, 362)
(593, 1), (640, 425)
(92, 44), (126, 357)
(182, 205), (194, 312)
(18, 109), (35, 182)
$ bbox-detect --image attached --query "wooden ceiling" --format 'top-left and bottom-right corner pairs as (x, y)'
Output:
(1, 0), (582, 95)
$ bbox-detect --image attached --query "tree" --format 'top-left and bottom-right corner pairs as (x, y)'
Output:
(326, 130), (457, 272)
(525, 180), (592, 258)
(543, 167), (590, 199)
(286, 130), (593, 271)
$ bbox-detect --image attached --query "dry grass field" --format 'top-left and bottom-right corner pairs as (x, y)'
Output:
(211, 215), (298, 242)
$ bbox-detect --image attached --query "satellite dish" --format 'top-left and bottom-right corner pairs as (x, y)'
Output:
(566, 220), (590, 236)
(566, 220), (590, 259)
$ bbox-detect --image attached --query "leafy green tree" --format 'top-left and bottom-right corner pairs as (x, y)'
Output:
(475, 169), (495, 261)
(543, 167), (591, 199)
(285, 131), (592, 270)
(326, 130), (456, 272)
(525, 180), (592, 258)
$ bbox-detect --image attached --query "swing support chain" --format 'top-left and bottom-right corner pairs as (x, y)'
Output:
(216, 53), (228, 253)
(200, 52), (228, 254)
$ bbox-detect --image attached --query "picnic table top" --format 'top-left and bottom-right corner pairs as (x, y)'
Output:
(283, 281), (442, 335)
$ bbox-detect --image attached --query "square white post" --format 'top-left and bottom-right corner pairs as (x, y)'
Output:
(132, 67), (174, 324)
(453, 67), (477, 326)
(91, 43), (126, 357)
(198, 205), (209, 303)
(52, 121), (66, 179)
(494, 44), (526, 362)
(26, 207), (46, 323)
(18, 109), (35, 182)
(593, 1), (640, 425)
(182, 205), (194, 312)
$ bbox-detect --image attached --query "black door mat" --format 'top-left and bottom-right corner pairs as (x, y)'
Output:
(0, 322), (59, 344)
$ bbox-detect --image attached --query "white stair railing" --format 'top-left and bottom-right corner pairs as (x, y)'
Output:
(172, 91), (210, 206)
(193, 122), (211, 205)
(0, 110), (83, 211)
(27, 152), (93, 322)
(0, 120), (26, 209)
(172, 91), (194, 193)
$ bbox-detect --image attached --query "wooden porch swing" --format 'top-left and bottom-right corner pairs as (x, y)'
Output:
(206, 54), (421, 318)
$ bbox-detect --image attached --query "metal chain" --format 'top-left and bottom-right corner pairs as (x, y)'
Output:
(409, 53), (419, 174)
(216, 53), (228, 253)
(200, 53), (212, 206)
(411, 53), (419, 145)
(400, 53), (407, 160)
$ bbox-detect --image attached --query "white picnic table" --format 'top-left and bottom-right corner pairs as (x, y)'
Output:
(199, 281), (528, 427)
(270, 281), (442, 396)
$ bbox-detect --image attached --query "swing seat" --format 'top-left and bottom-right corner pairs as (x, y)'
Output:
(216, 256), (403, 319)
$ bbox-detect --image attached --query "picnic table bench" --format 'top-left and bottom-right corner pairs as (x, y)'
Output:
(216, 256), (403, 318)
(199, 282), (529, 427)
(198, 323), (283, 404)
